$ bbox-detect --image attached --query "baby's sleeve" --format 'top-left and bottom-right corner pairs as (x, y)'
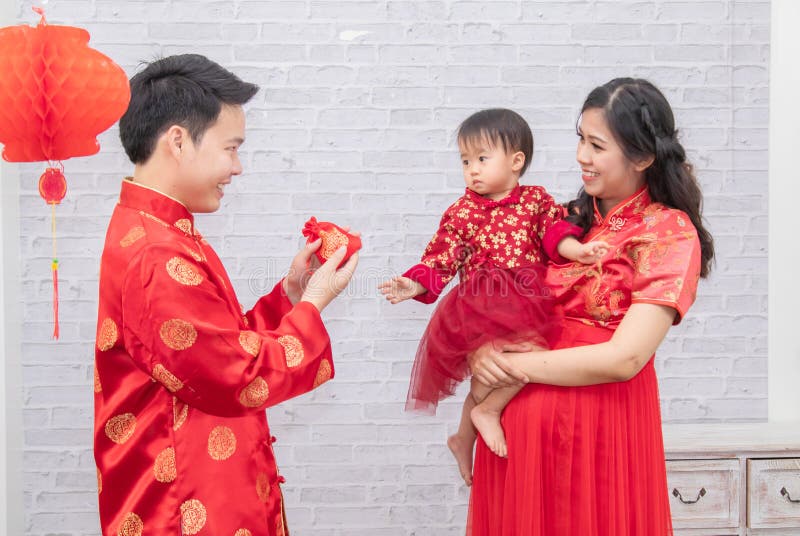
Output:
(403, 204), (465, 304)
(534, 188), (584, 263)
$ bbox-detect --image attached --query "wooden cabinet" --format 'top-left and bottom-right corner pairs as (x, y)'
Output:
(663, 423), (800, 536)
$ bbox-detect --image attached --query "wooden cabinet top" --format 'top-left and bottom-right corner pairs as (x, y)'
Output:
(663, 422), (800, 456)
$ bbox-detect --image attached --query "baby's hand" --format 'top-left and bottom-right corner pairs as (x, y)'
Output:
(575, 240), (610, 264)
(378, 276), (426, 304)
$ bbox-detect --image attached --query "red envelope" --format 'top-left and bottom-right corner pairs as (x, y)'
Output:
(302, 217), (362, 268)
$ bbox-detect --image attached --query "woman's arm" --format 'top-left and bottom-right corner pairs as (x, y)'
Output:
(470, 303), (676, 387)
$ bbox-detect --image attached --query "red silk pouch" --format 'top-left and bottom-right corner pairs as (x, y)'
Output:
(302, 217), (361, 268)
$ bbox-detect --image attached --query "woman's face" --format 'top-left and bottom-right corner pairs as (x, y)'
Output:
(576, 107), (648, 215)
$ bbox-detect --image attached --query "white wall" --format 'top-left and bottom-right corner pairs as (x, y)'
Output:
(768, 0), (800, 421)
(0, 2), (23, 532)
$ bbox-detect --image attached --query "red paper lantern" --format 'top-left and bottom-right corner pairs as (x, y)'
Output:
(0, 8), (131, 338)
(0, 8), (130, 162)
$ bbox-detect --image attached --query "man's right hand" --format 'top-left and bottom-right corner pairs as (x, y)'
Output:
(300, 246), (359, 312)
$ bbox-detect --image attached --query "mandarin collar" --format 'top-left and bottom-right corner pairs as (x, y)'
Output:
(592, 187), (650, 231)
(118, 178), (196, 236)
(464, 184), (522, 209)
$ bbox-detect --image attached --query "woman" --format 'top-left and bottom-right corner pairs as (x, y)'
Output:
(467, 78), (715, 535)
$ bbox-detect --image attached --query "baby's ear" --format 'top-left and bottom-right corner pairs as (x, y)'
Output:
(511, 150), (526, 171)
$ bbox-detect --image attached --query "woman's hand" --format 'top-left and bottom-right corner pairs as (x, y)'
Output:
(468, 341), (531, 388)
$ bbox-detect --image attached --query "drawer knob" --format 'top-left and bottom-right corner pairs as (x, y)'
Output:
(780, 487), (800, 504)
(672, 487), (707, 504)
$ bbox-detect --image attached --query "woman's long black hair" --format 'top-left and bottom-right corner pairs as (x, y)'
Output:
(566, 78), (714, 277)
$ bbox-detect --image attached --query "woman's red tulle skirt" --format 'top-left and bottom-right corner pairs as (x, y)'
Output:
(467, 319), (673, 535)
(405, 264), (560, 414)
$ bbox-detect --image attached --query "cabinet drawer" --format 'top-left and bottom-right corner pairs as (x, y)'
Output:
(748, 458), (800, 528)
(666, 459), (740, 529)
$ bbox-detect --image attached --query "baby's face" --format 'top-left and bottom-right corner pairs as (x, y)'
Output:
(459, 138), (524, 201)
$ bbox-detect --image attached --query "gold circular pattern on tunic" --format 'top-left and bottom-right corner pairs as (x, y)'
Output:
(139, 211), (169, 227)
(181, 243), (205, 263)
(173, 397), (188, 431)
(166, 257), (203, 286)
(180, 499), (207, 535)
(208, 425), (237, 461)
(105, 413), (136, 444)
(277, 335), (304, 368)
(120, 226), (146, 248)
(117, 512), (143, 536)
(313, 359), (332, 388)
(159, 319), (197, 351)
(154, 447), (177, 483)
(239, 377), (269, 408)
(238, 331), (261, 357)
(97, 318), (118, 351)
(234, 530), (253, 536)
(256, 472), (270, 502)
(319, 227), (349, 259)
(174, 218), (192, 234)
(153, 364), (184, 393)
(94, 366), (102, 393)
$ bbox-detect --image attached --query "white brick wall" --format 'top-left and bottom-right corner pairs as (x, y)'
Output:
(14, 0), (768, 534)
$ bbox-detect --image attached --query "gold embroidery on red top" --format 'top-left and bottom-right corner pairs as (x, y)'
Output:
(278, 335), (304, 367)
(153, 364), (183, 392)
(94, 365), (102, 393)
(154, 447), (177, 483)
(256, 472), (270, 502)
(166, 257), (203, 286)
(208, 425), (237, 461)
(239, 377), (269, 407)
(313, 359), (332, 388)
(119, 226), (146, 248)
(138, 210), (169, 227)
(181, 243), (206, 263)
(97, 318), (118, 351)
(173, 397), (188, 431)
(159, 319), (197, 350)
(97, 467), (102, 494)
(117, 512), (143, 536)
(180, 499), (207, 535)
(105, 413), (136, 444)
(174, 218), (192, 234)
(238, 331), (261, 357)
(235, 530), (253, 536)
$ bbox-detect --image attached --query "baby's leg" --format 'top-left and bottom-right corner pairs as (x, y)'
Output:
(447, 388), (479, 486)
(470, 384), (523, 458)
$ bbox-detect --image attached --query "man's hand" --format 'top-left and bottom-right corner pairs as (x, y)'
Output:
(378, 276), (426, 304)
(300, 246), (359, 312)
(468, 340), (531, 388)
(283, 238), (322, 305)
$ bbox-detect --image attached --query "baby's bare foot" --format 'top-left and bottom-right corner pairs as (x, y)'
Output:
(447, 433), (474, 486)
(471, 404), (507, 458)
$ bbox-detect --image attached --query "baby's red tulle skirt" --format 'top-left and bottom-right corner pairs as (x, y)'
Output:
(405, 263), (560, 414)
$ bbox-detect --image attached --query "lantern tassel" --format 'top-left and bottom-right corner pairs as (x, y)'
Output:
(50, 203), (59, 339)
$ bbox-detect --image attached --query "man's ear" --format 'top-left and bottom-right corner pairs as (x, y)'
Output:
(511, 150), (526, 172)
(164, 125), (187, 160)
(634, 154), (655, 172)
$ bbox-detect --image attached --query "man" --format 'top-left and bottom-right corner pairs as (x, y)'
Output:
(93, 54), (357, 535)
